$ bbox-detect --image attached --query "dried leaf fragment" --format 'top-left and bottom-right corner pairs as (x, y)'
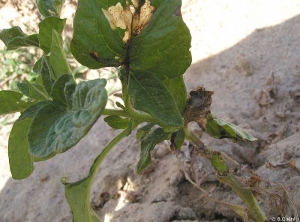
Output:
(102, 1), (156, 43)
(102, 3), (133, 43)
(183, 87), (214, 129)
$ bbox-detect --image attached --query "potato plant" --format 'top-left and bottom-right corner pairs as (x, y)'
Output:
(0, 0), (266, 221)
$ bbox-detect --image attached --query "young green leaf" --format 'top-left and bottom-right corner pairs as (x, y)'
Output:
(210, 153), (227, 175)
(170, 128), (185, 150)
(104, 115), (130, 129)
(38, 16), (66, 53)
(163, 76), (187, 114)
(50, 74), (75, 106)
(0, 27), (27, 46)
(129, 0), (192, 80)
(71, 0), (126, 68)
(136, 123), (155, 141)
(17, 80), (50, 101)
(28, 79), (107, 159)
(49, 30), (71, 78)
(205, 114), (257, 142)
(128, 70), (183, 128)
(8, 101), (51, 179)
(0, 26), (39, 50)
(40, 56), (55, 95)
(0, 91), (36, 115)
(136, 128), (170, 173)
(36, 0), (65, 17)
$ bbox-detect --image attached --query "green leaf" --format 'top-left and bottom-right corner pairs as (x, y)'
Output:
(0, 90), (36, 115)
(28, 79), (107, 159)
(171, 128), (185, 150)
(70, 0), (126, 68)
(8, 101), (51, 179)
(210, 153), (227, 175)
(135, 123), (155, 141)
(129, 0), (192, 80)
(116, 101), (125, 110)
(205, 114), (257, 142)
(40, 56), (55, 95)
(128, 70), (183, 128)
(136, 128), (170, 173)
(49, 30), (71, 78)
(163, 76), (187, 114)
(33, 57), (43, 74)
(36, 0), (65, 17)
(0, 27), (39, 50)
(50, 74), (75, 106)
(17, 80), (49, 100)
(38, 16), (66, 53)
(104, 115), (130, 129)
(0, 27), (26, 46)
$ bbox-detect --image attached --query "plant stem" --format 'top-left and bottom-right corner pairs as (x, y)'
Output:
(217, 174), (267, 222)
(102, 108), (131, 117)
(102, 108), (157, 123)
(183, 127), (204, 148)
(89, 122), (139, 181)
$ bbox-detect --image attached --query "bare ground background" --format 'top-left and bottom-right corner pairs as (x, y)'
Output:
(0, 0), (300, 221)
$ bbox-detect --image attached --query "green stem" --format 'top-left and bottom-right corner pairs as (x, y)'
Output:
(89, 122), (139, 181)
(183, 127), (204, 148)
(217, 174), (266, 221)
(102, 108), (157, 123)
(102, 108), (131, 118)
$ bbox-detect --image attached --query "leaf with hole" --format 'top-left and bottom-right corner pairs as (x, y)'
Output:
(129, 0), (191, 80)
(71, 0), (127, 68)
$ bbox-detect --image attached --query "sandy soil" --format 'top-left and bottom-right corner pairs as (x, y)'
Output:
(1, 0), (300, 221)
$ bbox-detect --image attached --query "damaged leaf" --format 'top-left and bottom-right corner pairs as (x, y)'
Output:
(205, 114), (257, 142)
(71, 0), (126, 68)
(183, 87), (214, 128)
(102, 0), (155, 43)
(129, 0), (192, 80)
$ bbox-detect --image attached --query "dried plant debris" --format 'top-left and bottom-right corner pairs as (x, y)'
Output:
(255, 72), (276, 106)
(183, 87), (214, 128)
(183, 87), (256, 142)
(102, 0), (156, 43)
